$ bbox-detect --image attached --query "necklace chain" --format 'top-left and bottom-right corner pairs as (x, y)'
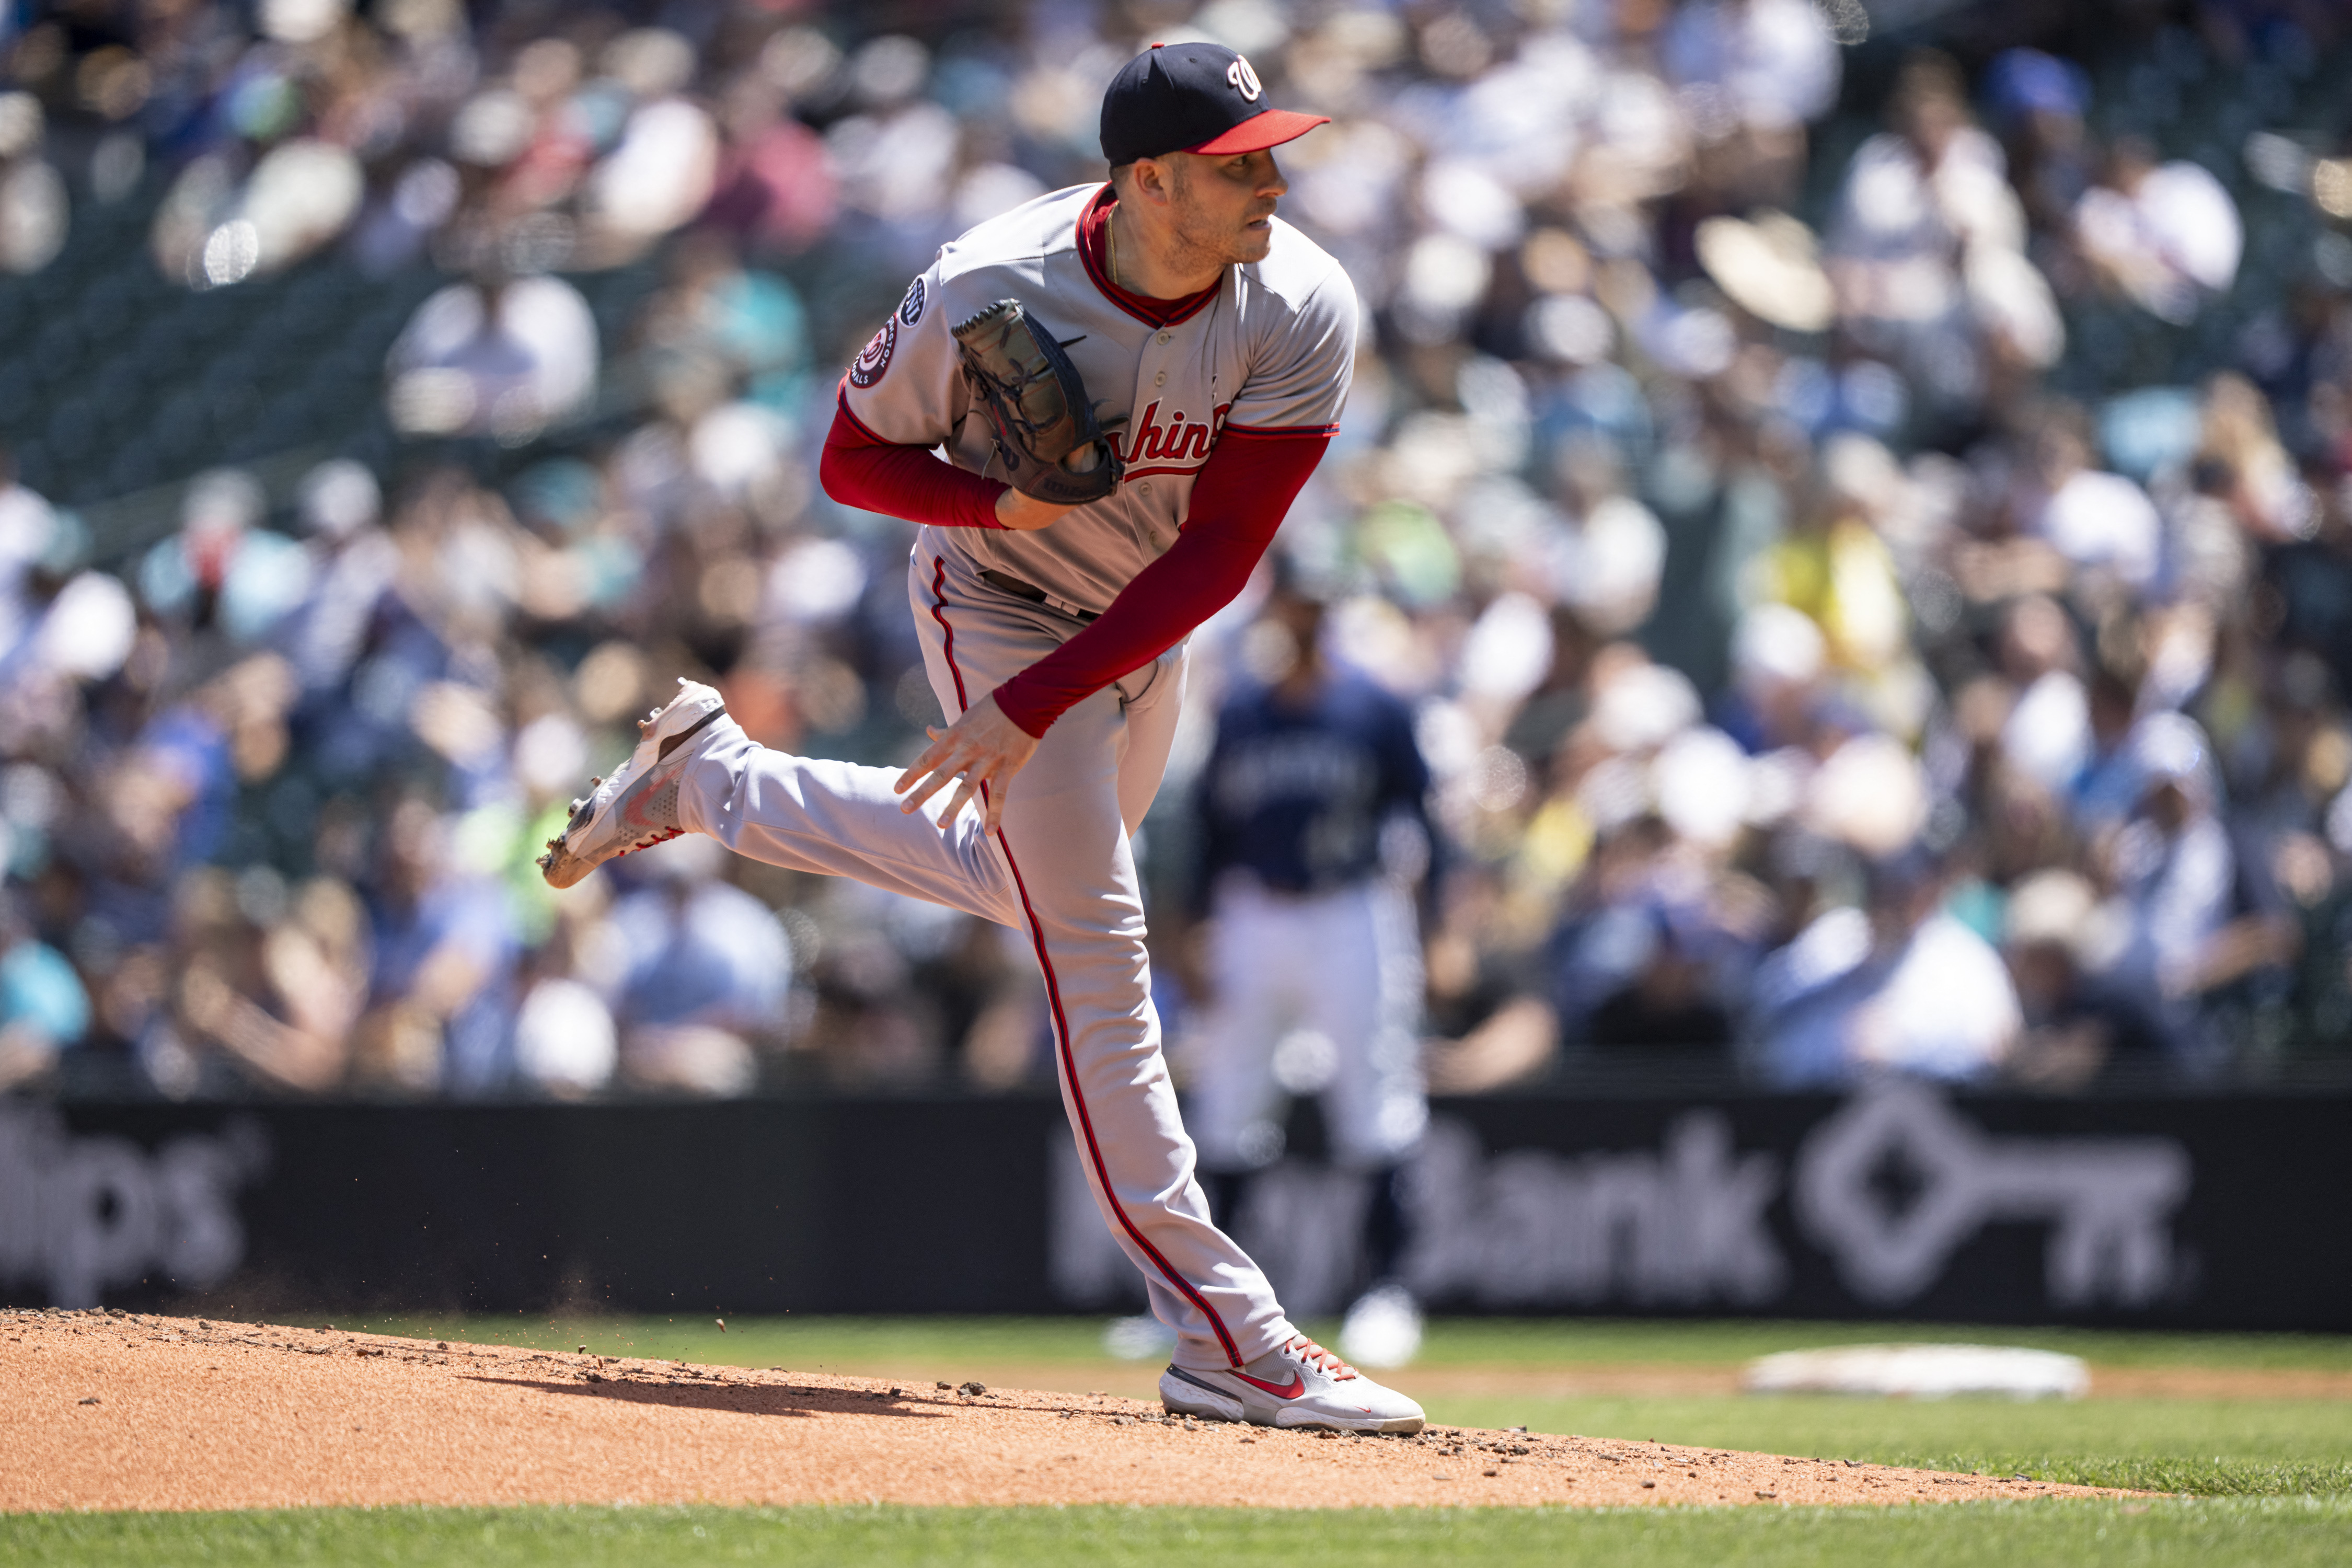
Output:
(1106, 203), (1121, 290)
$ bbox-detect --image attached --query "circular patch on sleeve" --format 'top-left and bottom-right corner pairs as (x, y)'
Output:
(897, 276), (926, 326)
(848, 315), (898, 388)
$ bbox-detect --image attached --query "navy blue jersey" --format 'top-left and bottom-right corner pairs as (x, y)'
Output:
(1195, 670), (1432, 901)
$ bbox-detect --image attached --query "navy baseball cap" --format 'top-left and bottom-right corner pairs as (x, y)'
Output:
(1100, 42), (1329, 166)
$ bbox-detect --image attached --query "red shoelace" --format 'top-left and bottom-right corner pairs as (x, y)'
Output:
(1287, 1335), (1357, 1381)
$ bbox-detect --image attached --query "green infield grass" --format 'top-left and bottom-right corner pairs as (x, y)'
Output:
(6, 1498), (2351, 1567)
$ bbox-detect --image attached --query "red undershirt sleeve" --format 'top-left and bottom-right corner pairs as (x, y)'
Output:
(990, 429), (1331, 737)
(819, 390), (1008, 530)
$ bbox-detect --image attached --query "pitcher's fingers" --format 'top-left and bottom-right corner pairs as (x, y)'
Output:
(940, 776), (980, 832)
(897, 755), (962, 813)
(980, 762), (1013, 833)
(895, 737), (952, 795)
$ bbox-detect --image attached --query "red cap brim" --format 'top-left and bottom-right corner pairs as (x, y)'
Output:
(1185, 108), (1331, 156)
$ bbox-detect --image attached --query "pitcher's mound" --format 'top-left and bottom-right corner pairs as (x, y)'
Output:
(0, 1309), (2116, 1511)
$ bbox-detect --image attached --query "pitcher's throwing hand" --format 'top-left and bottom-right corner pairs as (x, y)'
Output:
(895, 694), (1037, 835)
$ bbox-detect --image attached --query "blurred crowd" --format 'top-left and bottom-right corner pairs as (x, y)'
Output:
(1, 0), (2350, 1101)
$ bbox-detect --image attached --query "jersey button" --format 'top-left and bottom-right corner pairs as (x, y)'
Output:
(1157, 332), (1172, 344)
(1154, 371), (1166, 386)
(1140, 481), (1152, 492)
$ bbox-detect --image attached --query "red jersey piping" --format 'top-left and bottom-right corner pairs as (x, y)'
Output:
(1076, 186), (1221, 330)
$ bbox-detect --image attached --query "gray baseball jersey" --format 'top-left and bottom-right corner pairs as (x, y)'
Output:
(839, 183), (1358, 617)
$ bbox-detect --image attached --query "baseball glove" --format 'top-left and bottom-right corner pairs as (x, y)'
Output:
(951, 299), (1124, 505)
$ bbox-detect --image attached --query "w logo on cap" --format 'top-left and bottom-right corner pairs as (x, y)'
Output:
(1226, 56), (1263, 101)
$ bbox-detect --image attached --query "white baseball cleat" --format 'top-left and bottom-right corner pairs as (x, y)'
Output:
(1159, 1333), (1426, 1433)
(537, 678), (731, 890)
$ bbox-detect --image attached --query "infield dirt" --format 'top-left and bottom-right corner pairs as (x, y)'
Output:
(0, 1309), (2122, 1512)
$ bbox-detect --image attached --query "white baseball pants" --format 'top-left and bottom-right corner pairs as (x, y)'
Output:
(1188, 878), (1429, 1173)
(674, 548), (1295, 1372)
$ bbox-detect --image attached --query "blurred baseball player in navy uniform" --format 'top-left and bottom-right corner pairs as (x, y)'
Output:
(1185, 565), (1436, 1368)
(538, 43), (1424, 1432)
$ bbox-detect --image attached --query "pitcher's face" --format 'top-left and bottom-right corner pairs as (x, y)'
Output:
(1165, 148), (1289, 267)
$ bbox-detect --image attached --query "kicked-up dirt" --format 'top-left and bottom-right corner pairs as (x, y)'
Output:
(0, 1309), (2124, 1512)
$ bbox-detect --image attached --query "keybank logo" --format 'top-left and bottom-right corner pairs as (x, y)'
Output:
(0, 1103), (268, 1307)
(1795, 1081), (2190, 1307)
(1055, 1087), (2194, 1315)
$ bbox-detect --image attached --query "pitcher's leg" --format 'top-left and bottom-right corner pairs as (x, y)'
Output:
(913, 559), (1292, 1371)
(991, 712), (1293, 1371)
(1112, 644), (1186, 835)
(674, 717), (1018, 927)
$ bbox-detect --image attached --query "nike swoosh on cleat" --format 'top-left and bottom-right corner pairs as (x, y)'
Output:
(655, 705), (724, 758)
(1232, 1370), (1305, 1399)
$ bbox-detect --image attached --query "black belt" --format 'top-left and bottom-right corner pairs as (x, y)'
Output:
(980, 569), (1100, 622)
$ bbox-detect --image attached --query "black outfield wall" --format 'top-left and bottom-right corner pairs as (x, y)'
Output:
(3, 1082), (2345, 1330)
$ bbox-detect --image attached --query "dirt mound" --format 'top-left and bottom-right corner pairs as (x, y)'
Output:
(0, 1309), (2116, 1512)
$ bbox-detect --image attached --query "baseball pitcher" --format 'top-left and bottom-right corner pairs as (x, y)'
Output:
(537, 42), (1423, 1433)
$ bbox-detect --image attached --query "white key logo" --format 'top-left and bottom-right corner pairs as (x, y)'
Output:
(1227, 56), (1263, 101)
